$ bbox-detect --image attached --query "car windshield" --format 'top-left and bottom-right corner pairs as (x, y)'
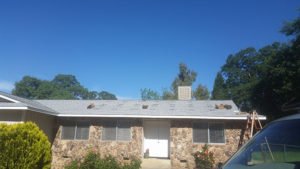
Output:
(223, 119), (300, 169)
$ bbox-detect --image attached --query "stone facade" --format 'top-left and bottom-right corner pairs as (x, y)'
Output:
(170, 119), (245, 169)
(51, 118), (143, 169)
(51, 118), (244, 169)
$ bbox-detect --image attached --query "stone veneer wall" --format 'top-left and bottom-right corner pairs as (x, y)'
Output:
(170, 120), (245, 169)
(51, 118), (143, 169)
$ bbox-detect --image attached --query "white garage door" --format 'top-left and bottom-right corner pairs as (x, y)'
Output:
(144, 121), (170, 158)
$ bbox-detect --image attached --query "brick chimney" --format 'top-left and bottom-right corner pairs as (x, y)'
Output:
(178, 86), (192, 100)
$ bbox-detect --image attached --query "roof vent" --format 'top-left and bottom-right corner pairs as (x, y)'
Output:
(178, 86), (192, 100)
(142, 105), (148, 109)
(215, 104), (232, 110)
(87, 103), (95, 109)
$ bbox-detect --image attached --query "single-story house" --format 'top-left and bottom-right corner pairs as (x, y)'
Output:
(0, 89), (266, 169)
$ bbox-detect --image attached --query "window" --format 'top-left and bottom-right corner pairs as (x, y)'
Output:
(102, 120), (131, 141)
(223, 119), (300, 169)
(193, 122), (225, 144)
(61, 121), (90, 140)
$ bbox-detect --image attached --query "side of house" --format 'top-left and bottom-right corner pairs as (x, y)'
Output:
(50, 117), (245, 169)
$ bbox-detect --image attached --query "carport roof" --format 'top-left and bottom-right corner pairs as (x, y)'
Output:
(0, 91), (58, 115)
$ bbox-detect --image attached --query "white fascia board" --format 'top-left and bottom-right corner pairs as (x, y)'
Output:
(0, 107), (28, 110)
(57, 114), (267, 120)
(26, 107), (58, 116)
(0, 95), (20, 103)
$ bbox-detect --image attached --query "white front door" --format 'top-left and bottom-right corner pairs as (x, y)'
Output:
(144, 121), (170, 158)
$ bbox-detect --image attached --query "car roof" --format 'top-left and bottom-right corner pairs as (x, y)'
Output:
(274, 113), (300, 122)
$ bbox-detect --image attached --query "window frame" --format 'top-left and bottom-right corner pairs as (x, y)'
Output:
(192, 122), (226, 144)
(101, 120), (131, 142)
(60, 121), (90, 141)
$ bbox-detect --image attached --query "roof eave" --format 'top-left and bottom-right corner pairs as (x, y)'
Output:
(57, 114), (267, 120)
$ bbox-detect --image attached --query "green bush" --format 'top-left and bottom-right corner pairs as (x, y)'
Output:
(0, 122), (51, 169)
(193, 144), (215, 169)
(65, 150), (141, 169)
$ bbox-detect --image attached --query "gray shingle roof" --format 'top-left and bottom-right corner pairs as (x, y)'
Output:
(36, 100), (249, 119)
(0, 91), (266, 120)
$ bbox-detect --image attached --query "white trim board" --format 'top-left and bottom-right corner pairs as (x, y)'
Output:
(0, 107), (267, 120)
(0, 107), (28, 110)
(0, 95), (20, 103)
(57, 114), (267, 120)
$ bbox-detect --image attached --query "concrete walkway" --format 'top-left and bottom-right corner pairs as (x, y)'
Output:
(141, 158), (171, 169)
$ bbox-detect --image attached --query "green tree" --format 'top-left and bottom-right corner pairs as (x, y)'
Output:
(280, 9), (300, 37)
(98, 91), (117, 100)
(221, 47), (261, 111)
(162, 88), (176, 100)
(163, 62), (197, 100)
(171, 62), (197, 94)
(216, 10), (300, 120)
(193, 84), (210, 100)
(49, 90), (77, 99)
(211, 72), (230, 100)
(51, 74), (80, 89)
(35, 81), (56, 99)
(12, 74), (117, 100)
(12, 76), (42, 99)
(0, 122), (51, 169)
(140, 88), (160, 100)
(52, 74), (88, 99)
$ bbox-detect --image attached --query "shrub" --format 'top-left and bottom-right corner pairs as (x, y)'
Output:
(0, 122), (51, 169)
(193, 144), (215, 169)
(65, 150), (141, 169)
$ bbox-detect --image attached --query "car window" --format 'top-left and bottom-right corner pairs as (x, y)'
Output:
(223, 119), (300, 169)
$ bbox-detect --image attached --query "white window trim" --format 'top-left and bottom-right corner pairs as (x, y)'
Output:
(101, 120), (131, 142)
(60, 122), (90, 141)
(192, 122), (226, 144)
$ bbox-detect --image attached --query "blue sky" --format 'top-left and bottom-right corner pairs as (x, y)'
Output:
(0, 0), (299, 99)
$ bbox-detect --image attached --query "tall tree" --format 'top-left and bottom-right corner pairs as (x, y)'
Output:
(163, 62), (197, 100)
(221, 47), (261, 111)
(193, 84), (210, 100)
(12, 76), (42, 99)
(140, 88), (160, 100)
(51, 74), (80, 89)
(171, 62), (197, 94)
(162, 88), (176, 100)
(52, 74), (88, 99)
(98, 91), (117, 100)
(216, 11), (300, 120)
(211, 72), (230, 100)
(12, 74), (117, 100)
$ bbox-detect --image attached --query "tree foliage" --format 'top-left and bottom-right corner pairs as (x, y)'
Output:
(211, 72), (229, 100)
(98, 91), (117, 100)
(140, 88), (160, 100)
(163, 62), (198, 100)
(0, 122), (51, 169)
(162, 88), (176, 100)
(213, 12), (300, 120)
(171, 62), (197, 95)
(193, 84), (210, 100)
(12, 74), (117, 100)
